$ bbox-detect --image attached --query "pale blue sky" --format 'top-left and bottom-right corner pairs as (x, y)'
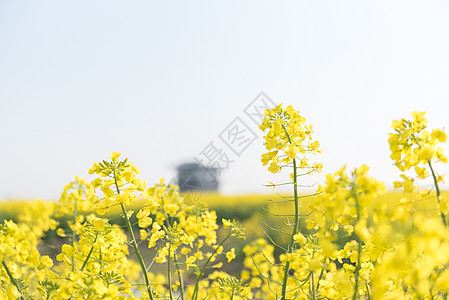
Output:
(1, 1), (449, 199)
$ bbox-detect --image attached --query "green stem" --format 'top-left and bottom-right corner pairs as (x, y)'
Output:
(280, 126), (301, 300)
(192, 234), (232, 300)
(315, 262), (326, 292)
(310, 270), (316, 300)
(168, 244), (174, 300)
(174, 252), (185, 300)
(2, 260), (25, 300)
(428, 160), (447, 227)
(71, 198), (78, 272)
(352, 241), (362, 300)
(121, 204), (155, 300)
(161, 196), (184, 299)
(410, 134), (447, 227)
(113, 171), (155, 300)
(100, 249), (103, 274)
(80, 233), (97, 272)
(365, 281), (371, 300)
(352, 188), (362, 300)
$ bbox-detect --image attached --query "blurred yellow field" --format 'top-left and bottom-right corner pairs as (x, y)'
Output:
(2, 190), (446, 225)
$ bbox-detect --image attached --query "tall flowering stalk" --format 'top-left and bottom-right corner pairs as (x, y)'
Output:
(1, 200), (57, 300)
(382, 111), (449, 298)
(389, 111), (448, 226)
(88, 152), (155, 299)
(311, 165), (385, 299)
(260, 104), (322, 299)
(56, 176), (91, 272)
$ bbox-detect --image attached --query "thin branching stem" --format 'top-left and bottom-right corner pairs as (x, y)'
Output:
(113, 170), (155, 300)
(167, 244), (174, 300)
(310, 270), (316, 300)
(264, 231), (288, 252)
(267, 198), (296, 203)
(160, 196), (185, 300)
(80, 233), (98, 272)
(262, 208), (296, 217)
(2, 259), (25, 300)
(365, 281), (371, 300)
(263, 182), (294, 187)
(173, 252), (185, 300)
(192, 233), (232, 300)
(428, 160), (447, 227)
(71, 196), (78, 272)
(262, 222), (291, 236)
(315, 259), (326, 293)
(250, 255), (282, 286)
(352, 184), (362, 300)
(280, 125), (301, 300)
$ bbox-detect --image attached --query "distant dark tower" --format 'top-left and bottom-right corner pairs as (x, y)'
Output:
(176, 163), (219, 192)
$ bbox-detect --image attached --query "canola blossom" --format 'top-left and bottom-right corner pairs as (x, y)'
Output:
(0, 107), (448, 300)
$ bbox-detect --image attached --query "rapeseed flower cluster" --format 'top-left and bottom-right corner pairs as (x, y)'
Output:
(260, 104), (322, 175)
(389, 111), (448, 226)
(1, 219), (55, 300)
(389, 111), (447, 175)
